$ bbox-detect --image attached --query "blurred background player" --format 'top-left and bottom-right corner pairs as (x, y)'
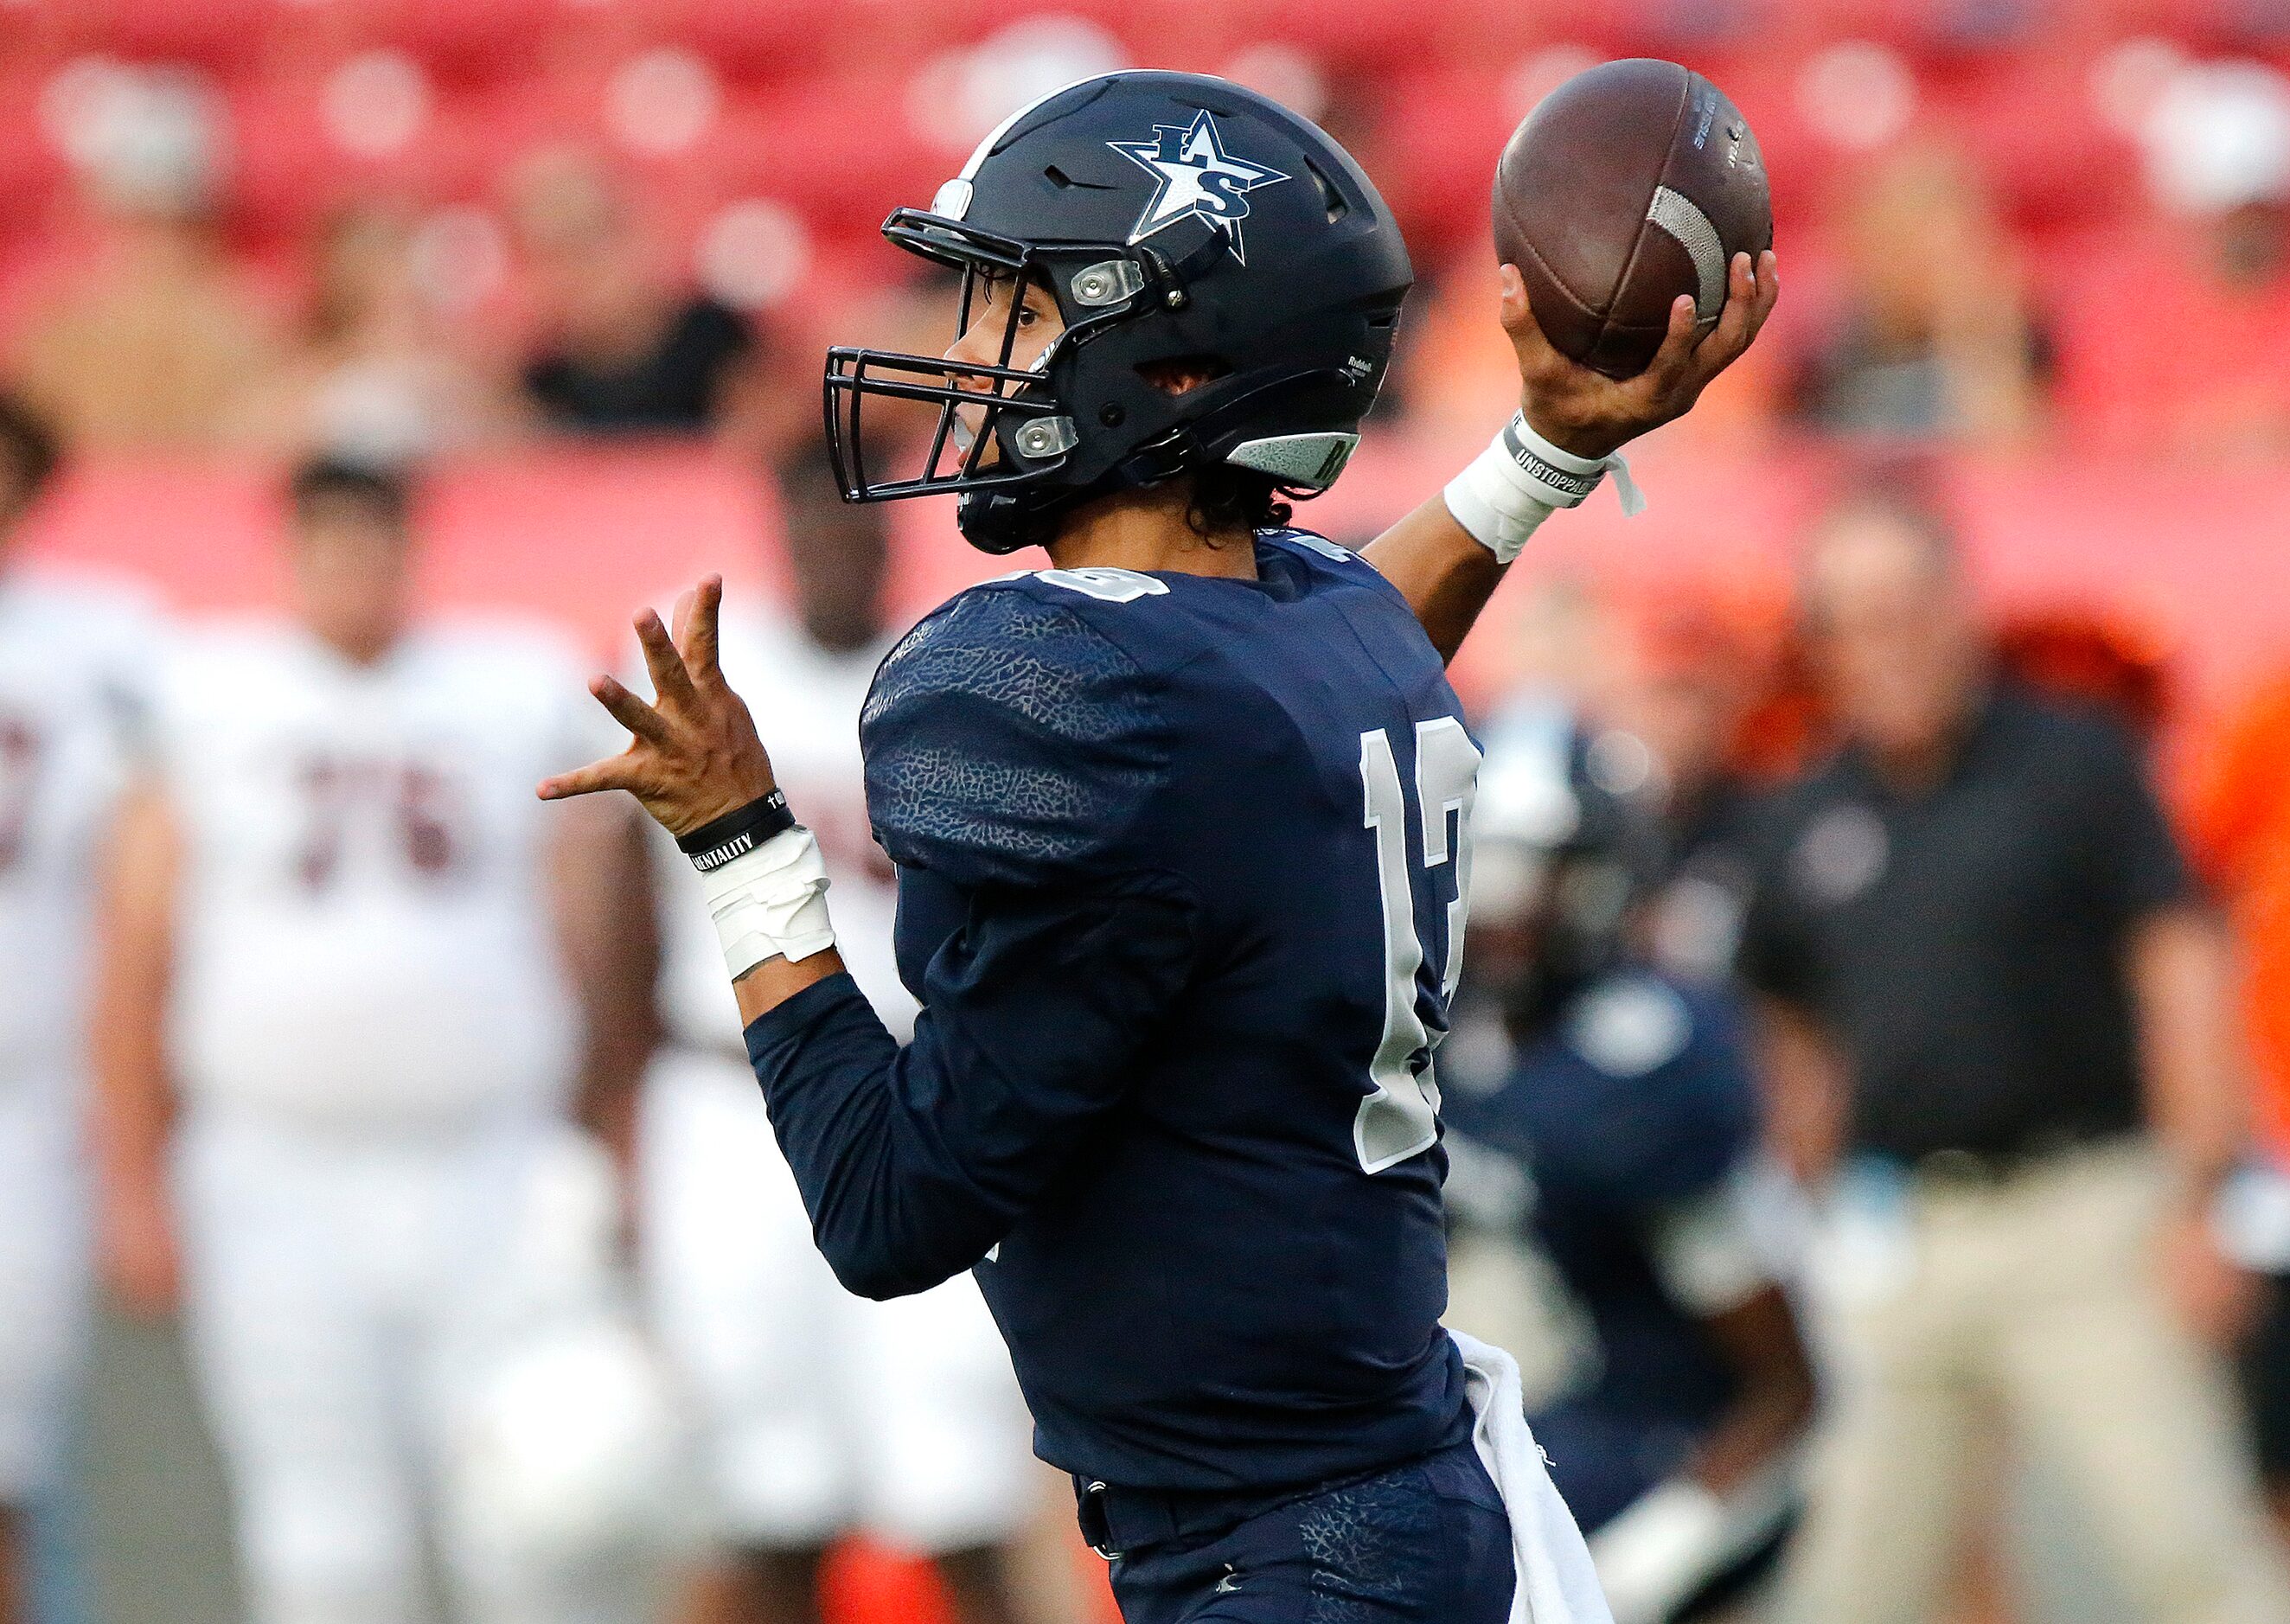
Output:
(635, 434), (1067, 1624)
(0, 394), (153, 1624)
(1442, 712), (1815, 1624)
(87, 457), (670, 1624)
(1740, 476), (2290, 1624)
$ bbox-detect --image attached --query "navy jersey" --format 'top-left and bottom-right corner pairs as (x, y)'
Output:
(745, 531), (1481, 1493)
(1443, 971), (1763, 1531)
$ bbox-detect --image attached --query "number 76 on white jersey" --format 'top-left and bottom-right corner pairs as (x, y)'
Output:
(1355, 717), (1481, 1174)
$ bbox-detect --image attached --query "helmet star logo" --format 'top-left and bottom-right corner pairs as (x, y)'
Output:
(1108, 110), (1288, 265)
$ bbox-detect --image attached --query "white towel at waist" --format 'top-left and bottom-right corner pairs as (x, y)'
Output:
(1451, 1327), (1616, 1624)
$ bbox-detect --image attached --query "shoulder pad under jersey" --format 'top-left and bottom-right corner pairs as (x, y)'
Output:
(860, 579), (1167, 888)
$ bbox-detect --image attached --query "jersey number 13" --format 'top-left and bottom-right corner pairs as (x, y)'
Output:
(1356, 717), (1480, 1174)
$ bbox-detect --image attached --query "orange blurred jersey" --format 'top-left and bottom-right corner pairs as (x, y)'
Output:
(2187, 675), (2290, 1162)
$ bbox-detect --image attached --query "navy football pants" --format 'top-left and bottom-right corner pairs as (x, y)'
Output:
(1096, 1439), (1516, 1624)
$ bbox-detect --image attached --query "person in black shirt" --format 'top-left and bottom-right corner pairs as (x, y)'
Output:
(508, 150), (762, 437)
(1743, 481), (2289, 1624)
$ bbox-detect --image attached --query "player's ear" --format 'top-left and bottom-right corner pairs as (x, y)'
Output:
(1138, 355), (1232, 397)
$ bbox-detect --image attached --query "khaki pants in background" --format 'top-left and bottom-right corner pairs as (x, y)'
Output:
(1778, 1139), (2290, 1624)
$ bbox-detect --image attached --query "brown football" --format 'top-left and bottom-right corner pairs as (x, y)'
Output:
(1493, 59), (1772, 379)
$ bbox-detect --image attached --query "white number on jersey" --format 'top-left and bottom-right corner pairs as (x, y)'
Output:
(1354, 719), (1481, 1173)
(1033, 567), (1172, 603)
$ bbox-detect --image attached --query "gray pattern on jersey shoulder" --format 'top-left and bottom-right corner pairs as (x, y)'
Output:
(861, 585), (1160, 875)
(864, 584), (1149, 744)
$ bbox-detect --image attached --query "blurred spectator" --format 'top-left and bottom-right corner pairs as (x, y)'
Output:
(509, 149), (764, 438)
(1783, 137), (2047, 444)
(2059, 60), (2290, 455)
(2187, 675), (2290, 1543)
(1739, 477), (2289, 1624)
(10, 67), (280, 451)
(0, 394), (154, 1624)
(236, 203), (515, 464)
(1442, 712), (1813, 1624)
(88, 458), (670, 1624)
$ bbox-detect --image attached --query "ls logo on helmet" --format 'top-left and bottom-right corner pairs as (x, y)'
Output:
(1108, 110), (1288, 264)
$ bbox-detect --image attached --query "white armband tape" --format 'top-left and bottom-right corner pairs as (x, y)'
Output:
(1442, 412), (1647, 565)
(695, 825), (835, 980)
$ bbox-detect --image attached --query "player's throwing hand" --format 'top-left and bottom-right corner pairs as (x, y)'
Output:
(538, 574), (777, 838)
(1507, 249), (1779, 462)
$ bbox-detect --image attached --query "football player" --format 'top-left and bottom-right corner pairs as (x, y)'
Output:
(90, 458), (662, 1624)
(636, 439), (1065, 1624)
(1441, 713), (1814, 1624)
(539, 73), (1775, 1624)
(0, 395), (154, 1624)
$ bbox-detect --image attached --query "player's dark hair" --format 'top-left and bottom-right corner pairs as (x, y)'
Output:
(288, 456), (413, 527)
(1185, 464), (1291, 540)
(0, 392), (61, 508)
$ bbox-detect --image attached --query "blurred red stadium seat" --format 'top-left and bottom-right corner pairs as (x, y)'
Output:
(1938, 50), (2140, 231)
(35, 0), (272, 71)
(647, 0), (968, 86)
(350, 0), (571, 86)
(700, 74), (949, 246)
(1367, 66), (1522, 265)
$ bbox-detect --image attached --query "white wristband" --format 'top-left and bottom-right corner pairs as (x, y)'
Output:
(1442, 412), (1647, 565)
(695, 825), (835, 980)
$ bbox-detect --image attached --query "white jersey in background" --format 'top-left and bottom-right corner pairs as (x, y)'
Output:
(149, 617), (607, 1127)
(0, 566), (156, 1094)
(640, 597), (1036, 1557)
(0, 565), (157, 1503)
(153, 614), (673, 1624)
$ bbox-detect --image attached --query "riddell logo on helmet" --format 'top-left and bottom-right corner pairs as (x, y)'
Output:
(1108, 110), (1289, 264)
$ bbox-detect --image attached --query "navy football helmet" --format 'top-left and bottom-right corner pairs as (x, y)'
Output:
(823, 71), (1412, 554)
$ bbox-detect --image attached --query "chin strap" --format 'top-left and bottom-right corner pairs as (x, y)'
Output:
(956, 429), (1203, 556)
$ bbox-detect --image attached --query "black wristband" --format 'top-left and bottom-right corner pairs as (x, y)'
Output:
(676, 790), (796, 872)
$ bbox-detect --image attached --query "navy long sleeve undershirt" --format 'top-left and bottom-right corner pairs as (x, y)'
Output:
(742, 879), (1198, 1301)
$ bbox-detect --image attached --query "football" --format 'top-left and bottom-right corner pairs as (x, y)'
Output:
(1494, 58), (1772, 379)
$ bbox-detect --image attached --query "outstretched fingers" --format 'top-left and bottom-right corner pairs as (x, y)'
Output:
(591, 672), (674, 745)
(634, 607), (699, 710)
(681, 575), (725, 684)
(537, 753), (643, 802)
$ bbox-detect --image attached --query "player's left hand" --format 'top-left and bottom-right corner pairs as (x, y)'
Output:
(1505, 247), (1778, 461)
(538, 575), (780, 837)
